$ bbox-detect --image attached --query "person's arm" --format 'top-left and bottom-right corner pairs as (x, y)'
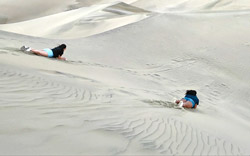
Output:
(57, 55), (66, 60)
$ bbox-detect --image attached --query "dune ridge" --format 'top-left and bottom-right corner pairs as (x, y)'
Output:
(0, 2), (150, 39)
(1, 0), (250, 39)
(132, 0), (250, 13)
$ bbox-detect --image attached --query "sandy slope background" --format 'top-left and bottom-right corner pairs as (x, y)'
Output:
(0, 0), (250, 155)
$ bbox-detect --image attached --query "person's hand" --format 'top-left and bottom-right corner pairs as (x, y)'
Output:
(58, 56), (66, 60)
(175, 100), (180, 104)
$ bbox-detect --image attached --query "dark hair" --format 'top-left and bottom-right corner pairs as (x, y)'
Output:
(51, 44), (67, 57)
(185, 90), (197, 96)
(58, 44), (66, 49)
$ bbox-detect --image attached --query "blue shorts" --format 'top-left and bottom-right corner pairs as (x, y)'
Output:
(43, 48), (54, 58)
(184, 97), (196, 108)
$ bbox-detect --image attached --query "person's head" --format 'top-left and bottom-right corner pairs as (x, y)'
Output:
(58, 44), (66, 51)
(52, 44), (67, 56)
(185, 90), (197, 96)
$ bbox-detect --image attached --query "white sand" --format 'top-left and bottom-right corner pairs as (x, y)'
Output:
(132, 0), (250, 12)
(0, 0), (250, 155)
(0, 2), (150, 39)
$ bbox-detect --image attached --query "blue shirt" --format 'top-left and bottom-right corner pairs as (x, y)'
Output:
(185, 95), (199, 105)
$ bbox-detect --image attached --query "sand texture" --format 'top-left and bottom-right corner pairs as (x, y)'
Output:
(0, 0), (250, 155)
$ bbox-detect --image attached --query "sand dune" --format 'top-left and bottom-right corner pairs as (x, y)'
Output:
(0, 0), (250, 155)
(0, 0), (77, 24)
(0, 0), (137, 24)
(132, 0), (250, 12)
(0, 2), (150, 39)
(1, 0), (250, 39)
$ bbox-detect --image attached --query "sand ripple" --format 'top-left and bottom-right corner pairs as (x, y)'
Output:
(0, 65), (244, 155)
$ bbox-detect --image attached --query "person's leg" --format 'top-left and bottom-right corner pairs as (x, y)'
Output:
(175, 98), (186, 104)
(31, 49), (48, 57)
(193, 104), (197, 109)
(182, 101), (194, 108)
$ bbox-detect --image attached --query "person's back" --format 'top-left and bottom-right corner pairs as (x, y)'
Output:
(185, 90), (199, 105)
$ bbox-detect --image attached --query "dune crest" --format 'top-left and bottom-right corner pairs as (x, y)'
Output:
(132, 0), (250, 12)
(0, 2), (150, 39)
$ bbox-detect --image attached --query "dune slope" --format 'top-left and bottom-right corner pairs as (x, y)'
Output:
(0, 0), (250, 155)
(0, 2), (150, 39)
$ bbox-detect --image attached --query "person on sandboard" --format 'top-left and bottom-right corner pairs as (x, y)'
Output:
(175, 90), (199, 109)
(21, 44), (67, 60)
